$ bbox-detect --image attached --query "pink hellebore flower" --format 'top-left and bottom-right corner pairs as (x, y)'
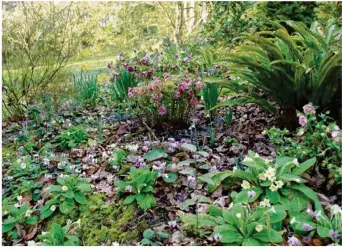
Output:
(128, 88), (134, 98)
(298, 115), (307, 127)
(159, 105), (167, 115)
(303, 104), (316, 115)
(190, 98), (197, 106)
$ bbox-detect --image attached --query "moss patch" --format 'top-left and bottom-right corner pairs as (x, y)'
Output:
(79, 193), (147, 246)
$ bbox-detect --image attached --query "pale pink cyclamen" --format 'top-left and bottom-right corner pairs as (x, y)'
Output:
(159, 105), (167, 115)
(298, 115), (307, 127)
(303, 103), (316, 115)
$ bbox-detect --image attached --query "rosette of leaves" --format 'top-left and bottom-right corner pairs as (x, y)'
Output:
(54, 126), (88, 151)
(2, 203), (39, 238)
(200, 151), (322, 213)
(40, 175), (92, 219)
(140, 228), (169, 246)
(37, 221), (81, 246)
(10, 156), (48, 180)
(290, 206), (342, 244)
(180, 203), (284, 246)
(114, 167), (158, 210)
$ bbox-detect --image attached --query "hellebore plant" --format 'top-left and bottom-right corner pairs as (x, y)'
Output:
(180, 203), (284, 246)
(128, 74), (205, 127)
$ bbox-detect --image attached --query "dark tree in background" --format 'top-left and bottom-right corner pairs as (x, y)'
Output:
(262, 1), (318, 27)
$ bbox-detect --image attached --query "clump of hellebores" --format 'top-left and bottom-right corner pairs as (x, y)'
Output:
(129, 74), (204, 127)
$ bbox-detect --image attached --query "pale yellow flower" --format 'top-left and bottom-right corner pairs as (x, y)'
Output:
(269, 184), (279, 192)
(255, 224), (263, 232)
(260, 198), (271, 208)
(241, 180), (251, 190)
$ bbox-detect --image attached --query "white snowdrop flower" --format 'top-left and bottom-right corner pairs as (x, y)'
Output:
(7, 176), (13, 180)
(163, 174), (169, 179)
(292, 159), (299, 166)
(25, 209), (32, 217)
(14, 203), (21, 208)
(294, 179), (301, 183)
(41, 231), (48, 235)
(262, 130), (266, 135)
(43, 158), (50, 165)
(290, 217), (296, 224)
(112, 242), (120, 246)
(20, 162), (27, 169)
(3, 210), (8, 216)
(17, 196), (23, 201)
(233, 166), (237, 172)
(62, 186), (68, 191)
(50, 205), (57, 211)
(236, 213), (241, 218)
(16, 159), (22, 163)
(255, 224), (263, 232)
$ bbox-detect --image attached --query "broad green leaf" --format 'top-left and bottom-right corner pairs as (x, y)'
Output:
(317, 226), (331, 238)
(252, 228), (283, 243)
(123, 195), (135, 205)
(162, 172), (178, 183)
(180, 199), (195, 210)
(144, 148), (167, 161)
(180, 143), (197, 152)
(242, 238), (261, 246)
(292, 157), (316, 176)
(25, 216), (38, 225)
(74, 192), (88, 205)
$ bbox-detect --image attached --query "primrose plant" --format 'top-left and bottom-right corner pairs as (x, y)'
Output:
(180, 203), (284, 246)
(37, 220), (81, 246)
(2, 203), (39, 239)
(114, 167), (158, 210)
(40, 175), (92, 219)
(230, 151), (322, 213)
(54, 126), (88, 151)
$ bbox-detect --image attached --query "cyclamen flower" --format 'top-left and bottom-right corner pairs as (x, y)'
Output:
(248, 190), (256, 198)
(214, 233), (222, 242)
(125, 185), (132, 193)
(288, 236), (302, 246)
(168, 220), (177, 228)
(187, 176), (196, 183)
(298, 115), (307, 127)
(159, 105), (167, 115)
(329, 230), (340, 239)
(303, 103), (316, 115)
(141, 145), (149, 153)
(302, 223), (313, 231)
(178, 83), (186, 92)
